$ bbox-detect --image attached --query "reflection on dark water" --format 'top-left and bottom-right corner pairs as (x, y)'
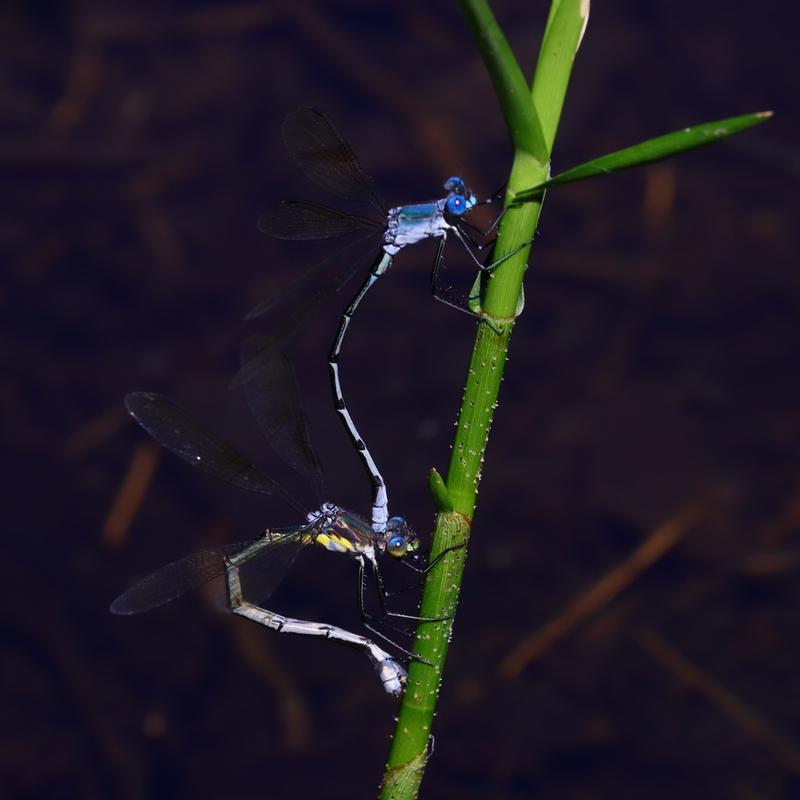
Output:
(2, 1), (798, 797)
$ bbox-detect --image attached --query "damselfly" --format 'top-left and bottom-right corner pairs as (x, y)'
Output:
(111, 341), (440, 696)
(234, 108), (530, 535)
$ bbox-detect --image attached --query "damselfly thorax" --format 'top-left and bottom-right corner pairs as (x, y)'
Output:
(383, 198), (467, 254)
(301, 504), (376, 557)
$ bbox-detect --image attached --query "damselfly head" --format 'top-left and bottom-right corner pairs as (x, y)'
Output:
(383, 515), (419, 559)
(443, 177), (477, 222)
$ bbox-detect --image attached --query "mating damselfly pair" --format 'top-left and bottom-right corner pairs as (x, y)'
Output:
(111, 341), (435, 696)
(112, 109), (525, 696)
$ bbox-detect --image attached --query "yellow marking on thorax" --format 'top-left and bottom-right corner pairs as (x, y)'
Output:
(314, 533), (354, 553)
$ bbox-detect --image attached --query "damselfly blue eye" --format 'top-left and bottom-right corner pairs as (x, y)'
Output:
(387, 534), (408, 557)
(387, 515), (406, 531)
(446, 195), (467, 217)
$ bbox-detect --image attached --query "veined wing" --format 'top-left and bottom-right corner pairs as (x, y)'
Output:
(282, 108), (386, 215)
(231, 525), (313, 608)
(258, 199), (381, 241)
(110, 528), (309, 614)
(245, 230), (375, 322)
(239, 339), (325, 502)
(124, 393), (304, 513)
(110, 542), (249, 614)
(230, 249), (370, 388)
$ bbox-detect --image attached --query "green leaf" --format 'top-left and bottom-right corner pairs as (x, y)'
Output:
(530, 0), (590, 156)
(457, 0), (547, 162)
(512, 110), (773, 204)
(428, 468), (454, 513)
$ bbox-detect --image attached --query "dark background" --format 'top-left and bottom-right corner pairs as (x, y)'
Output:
(2, 1), (799, 798)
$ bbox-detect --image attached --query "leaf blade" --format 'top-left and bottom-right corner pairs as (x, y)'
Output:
(513, 110), (773, 203)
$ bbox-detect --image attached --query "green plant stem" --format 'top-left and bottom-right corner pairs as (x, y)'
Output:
(378, 2), (586, 798)
(378, 163), (544, 800)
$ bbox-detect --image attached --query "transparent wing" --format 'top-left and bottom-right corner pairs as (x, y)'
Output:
(233, 527), (310, 608)
(239, 339), (325, 503)
(110, 529), (309, 614)
(245, 231), (376, 322)
(230, 249), (371, 388)
(124, 392), (303, 513)
(258, 199), (381, 241)
(282, 108), (386, 214)
(110, 541), (250, 614)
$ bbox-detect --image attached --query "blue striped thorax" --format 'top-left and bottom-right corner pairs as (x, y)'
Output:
(383, 176), (477, 255)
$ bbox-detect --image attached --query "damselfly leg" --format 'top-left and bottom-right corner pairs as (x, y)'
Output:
(379, 542), (467, 599)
